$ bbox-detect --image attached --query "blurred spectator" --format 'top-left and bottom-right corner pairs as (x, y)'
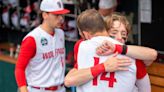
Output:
(98, 0), (117, 17)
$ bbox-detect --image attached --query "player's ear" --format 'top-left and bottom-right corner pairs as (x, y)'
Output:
(42, 12), (49, 20)
(83, 31), (91, 39)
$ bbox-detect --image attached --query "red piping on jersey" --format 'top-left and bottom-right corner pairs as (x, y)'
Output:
(74, 39), (83, 69)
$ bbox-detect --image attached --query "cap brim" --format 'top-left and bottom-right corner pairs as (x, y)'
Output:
(49, 9), (70, 14)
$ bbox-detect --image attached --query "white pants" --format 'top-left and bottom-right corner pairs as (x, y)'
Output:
(27, 86), (66, 92)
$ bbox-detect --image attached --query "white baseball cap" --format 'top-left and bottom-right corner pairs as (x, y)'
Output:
(40, 0), (70, 14)
(99, 0), (117, 9)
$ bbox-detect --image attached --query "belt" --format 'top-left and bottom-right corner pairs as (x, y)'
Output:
(31, 84), (64, 91)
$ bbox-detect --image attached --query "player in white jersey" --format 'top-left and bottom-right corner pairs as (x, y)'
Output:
(64, 9), (157, 92)
(15, 0), (70, 92)
(76, 36), (138, 92)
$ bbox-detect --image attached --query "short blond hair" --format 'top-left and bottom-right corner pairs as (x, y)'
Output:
(77, 9), (106, 35)
(104, 12), (131, 34)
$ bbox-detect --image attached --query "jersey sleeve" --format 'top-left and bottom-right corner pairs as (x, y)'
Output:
(15, 36), (36, 87)
(74, 39), (83, 69)
(136, 59), (147, 79)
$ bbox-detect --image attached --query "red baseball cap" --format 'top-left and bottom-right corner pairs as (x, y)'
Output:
(40, 0), (70, 14)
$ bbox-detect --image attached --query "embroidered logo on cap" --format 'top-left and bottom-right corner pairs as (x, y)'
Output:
(57, 1), (62, 8)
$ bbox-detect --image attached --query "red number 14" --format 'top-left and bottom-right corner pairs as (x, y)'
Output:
(93, 57), (117, 87)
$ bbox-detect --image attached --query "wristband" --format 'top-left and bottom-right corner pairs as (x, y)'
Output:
(114, 44), (123, 54)
(114, 44), (127, 55)
(121, 45), (127, 55)
(91, 63), (105, 78)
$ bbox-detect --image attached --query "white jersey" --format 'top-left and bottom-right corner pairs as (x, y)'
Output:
(76, 36), (137, 92)
(24, 26), (65, 87)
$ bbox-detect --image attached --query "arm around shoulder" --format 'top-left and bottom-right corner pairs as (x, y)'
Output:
(64, 68), (94, 87)
(126, 45), (158, 63)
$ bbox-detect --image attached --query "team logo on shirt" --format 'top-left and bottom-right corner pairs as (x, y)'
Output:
(41, 37), (48, 46)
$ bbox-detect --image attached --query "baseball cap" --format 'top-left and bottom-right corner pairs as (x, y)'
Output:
(40, 0), (70, 14)
(99, 0), (117, 9)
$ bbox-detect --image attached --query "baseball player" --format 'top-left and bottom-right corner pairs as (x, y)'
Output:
(96, 12), (157, 92)
(64, 9), (157, 92)
(15, 0), (70, 92)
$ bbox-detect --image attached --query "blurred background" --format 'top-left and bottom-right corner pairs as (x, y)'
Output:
(0, 0), (163, 92)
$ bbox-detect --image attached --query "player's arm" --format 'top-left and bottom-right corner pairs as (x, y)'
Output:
(126, 45), (157, 66)
(19, 86), (28, 92)
(15, 36), (36, 92)
(96, 41), (157, 66)
(64, 68), (94, 87)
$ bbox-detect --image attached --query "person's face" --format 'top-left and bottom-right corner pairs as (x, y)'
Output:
(45, 12), (64, 28)
(108, 20), (128, 44)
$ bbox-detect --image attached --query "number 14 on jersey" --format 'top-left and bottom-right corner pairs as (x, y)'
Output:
(93, 57), (117, 87)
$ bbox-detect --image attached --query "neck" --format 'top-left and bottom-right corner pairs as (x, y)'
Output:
(40, 22), (54, 35)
